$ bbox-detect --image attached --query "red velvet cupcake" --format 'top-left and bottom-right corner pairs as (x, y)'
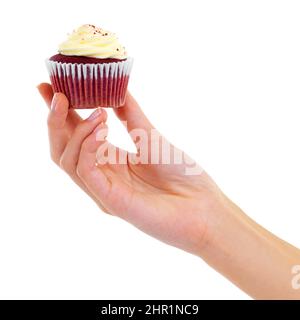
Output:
(46, 24), (133, 109)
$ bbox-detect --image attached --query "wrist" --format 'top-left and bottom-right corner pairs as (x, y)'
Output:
(195, 192), (241, 257)
(196, 194), (300, 299)
(184, 189), (236, 257)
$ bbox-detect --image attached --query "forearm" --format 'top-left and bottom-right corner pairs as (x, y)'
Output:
(199, 196), (300, 299)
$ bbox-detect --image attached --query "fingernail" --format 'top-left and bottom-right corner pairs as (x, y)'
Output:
(51, 93), (59, 111)
(36, 85), (44, 98)
(87, 108), (102, 121)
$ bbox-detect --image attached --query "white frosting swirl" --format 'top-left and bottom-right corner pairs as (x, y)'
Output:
(58, 24), (127, 59)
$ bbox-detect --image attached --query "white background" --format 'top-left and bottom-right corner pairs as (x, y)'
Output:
(0, 0), (299, 299)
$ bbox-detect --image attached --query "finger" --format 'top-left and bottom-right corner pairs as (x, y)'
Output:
(60, 108), (107, 176)
(74, 122), (112, 214)
(76, 123), (136, 217)
(54, 105), (109, 214)
(38, 84), (110, 214)
(47, 93), (70, 163)
(37, 83), (53, 107)
(37, 82), (82, 126)
(113, 91), (154, 132)
(76, 123), (112, 200)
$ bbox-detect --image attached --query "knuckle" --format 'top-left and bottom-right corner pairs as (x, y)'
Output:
(59, 157), (67, 171)
(76, 160), (85, 178)
(59, 157), (74, 174)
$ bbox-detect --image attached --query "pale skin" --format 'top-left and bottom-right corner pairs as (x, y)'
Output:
(37, 83), (300, 299)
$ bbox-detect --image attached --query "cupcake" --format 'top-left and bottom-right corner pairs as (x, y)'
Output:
(46, 24), (133, 109)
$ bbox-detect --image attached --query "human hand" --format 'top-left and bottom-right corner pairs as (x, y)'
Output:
(37, 83), (300, 299)
(37, 83), (228, 255)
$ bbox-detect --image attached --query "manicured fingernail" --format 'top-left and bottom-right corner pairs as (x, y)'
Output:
(51, 93), (59, 111)
(87, 108), (102, 121)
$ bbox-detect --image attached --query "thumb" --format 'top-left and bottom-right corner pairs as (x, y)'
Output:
(113, 91), (154, 133)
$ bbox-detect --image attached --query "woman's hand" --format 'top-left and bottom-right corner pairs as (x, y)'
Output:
(38, 83), (300, 299)
(37, 83), (225, 255)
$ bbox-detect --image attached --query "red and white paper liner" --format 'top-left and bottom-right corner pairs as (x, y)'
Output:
(46, 57), (133, 109)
